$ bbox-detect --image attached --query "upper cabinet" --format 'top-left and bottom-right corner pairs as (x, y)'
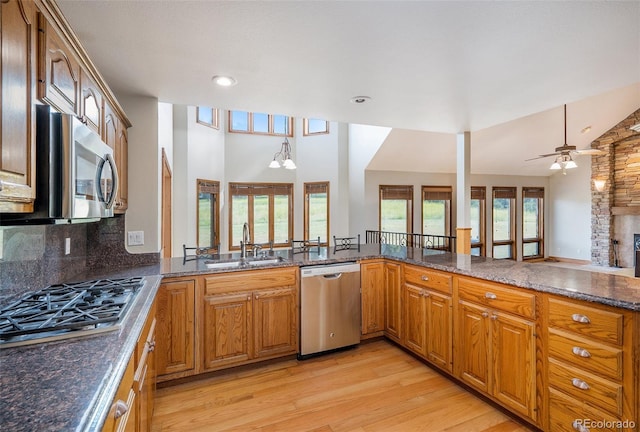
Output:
(1, 0), (131, 214)
(0, 0), (38, 213)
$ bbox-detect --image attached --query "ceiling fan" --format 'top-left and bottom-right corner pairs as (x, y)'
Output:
(526, 104), (604, 172)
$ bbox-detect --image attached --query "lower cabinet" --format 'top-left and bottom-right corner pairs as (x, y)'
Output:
(103, 354), (136, 432)
(360, 260), (385, 335)
(157, 268), (299, 380)
(384, 262), (402, 342)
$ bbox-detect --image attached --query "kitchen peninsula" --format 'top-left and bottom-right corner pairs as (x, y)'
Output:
(1, 244), (639, 431)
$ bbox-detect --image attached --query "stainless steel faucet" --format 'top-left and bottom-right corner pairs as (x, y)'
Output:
(240, 222), (250, 258)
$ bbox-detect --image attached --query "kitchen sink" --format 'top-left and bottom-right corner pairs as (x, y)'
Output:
(204, 256), (287, 269)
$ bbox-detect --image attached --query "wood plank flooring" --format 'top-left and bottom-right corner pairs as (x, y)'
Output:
(151, 340), (535, 432)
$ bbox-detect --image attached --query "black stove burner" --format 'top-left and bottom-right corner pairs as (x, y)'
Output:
(0, 277), (144, 345)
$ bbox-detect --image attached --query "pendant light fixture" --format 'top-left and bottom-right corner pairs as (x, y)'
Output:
(268, 118), (296, 169)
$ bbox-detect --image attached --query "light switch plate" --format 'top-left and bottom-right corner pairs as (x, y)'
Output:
(65, 238), (71, 255)
(127, 231), (145, 246)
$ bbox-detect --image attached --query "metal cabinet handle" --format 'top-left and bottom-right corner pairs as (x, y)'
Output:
(490, 314), (498, 320)
(485, 292), (497, 300)
(572, 420), (590, 432)
(571, 313), (591, 324)
(113, 400), (128, 419)
(571, 378), (590, 390)
(421, 275), (429, 281)
(572, 346), (591, 358)
(481, 311), (489, 318)
(421, 290), (430, 298)
(147, 340), (156, 353)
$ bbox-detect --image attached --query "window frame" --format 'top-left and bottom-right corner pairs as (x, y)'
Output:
(196, 179), (220, 252)
(228, 182), (294, 250)
(228, 111), (293, 137)
(196, 106), (219, 129)
(379, 185), (414, 234)
(522, 187), (545, 260)
(303, 118), (330, 136)
(470, 186), (486, 257)
(304, 181), (330, 246)
(421, 185), (452, 237)
(491, 186), (516, 260)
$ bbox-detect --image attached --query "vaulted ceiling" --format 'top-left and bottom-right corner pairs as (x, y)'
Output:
(57, 0), (640, 176)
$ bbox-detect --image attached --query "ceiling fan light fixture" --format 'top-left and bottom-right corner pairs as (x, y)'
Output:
(564, 159), (578, 169)
(550, 161), (562, 170)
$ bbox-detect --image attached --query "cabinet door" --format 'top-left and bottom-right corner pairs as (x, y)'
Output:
(135, 303), (156, 432)
(156, 280), (195, 376)
(115, 125), (128, 213)
(203, 292), (252, 370)
(492, 312), (536, 419)
(103, 101), (118, 149)
(253, 287), (298, 358)
(102, 354), (136, 432)
(426, 290), (452, 372)
(360, 261), (385, 334)
(0, 0), (37, 212)
(404, 284), (427, 356)
(456, 300), (491, 393)
(384, 262), (402, 341)
(38, 16), (79, 115)
(80, 69), (102, 135)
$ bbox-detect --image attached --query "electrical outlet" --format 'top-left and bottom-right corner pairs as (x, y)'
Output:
(65, 238), (71, 255)
(127, 231), (144, 246)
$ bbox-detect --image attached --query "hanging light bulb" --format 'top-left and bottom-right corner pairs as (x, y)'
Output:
(550, 156), (562, 170)
(564, 155), (577, 169)
(267, 118), (296, 169)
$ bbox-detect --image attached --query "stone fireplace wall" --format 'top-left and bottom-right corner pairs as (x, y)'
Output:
(591, 108), (640, 267)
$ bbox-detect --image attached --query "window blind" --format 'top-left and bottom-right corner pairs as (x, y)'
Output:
(380, 185), (413, 200)
(422, 186), (452, 201)
(492, 187), (517, 199)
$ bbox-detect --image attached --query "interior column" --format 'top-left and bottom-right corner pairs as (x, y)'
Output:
(456, 132), (471, 254)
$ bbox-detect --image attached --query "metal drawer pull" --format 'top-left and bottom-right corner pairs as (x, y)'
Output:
(572, 420), (590, 432)
(420, 275), (429, 281)
(571, 378), (590, 390)
(485, 292), (497, 300)
(481, 311), (489, 318)
(572, 346), (591, 358)
(571, 313), (591, 324)
(113, 400), (128, 419)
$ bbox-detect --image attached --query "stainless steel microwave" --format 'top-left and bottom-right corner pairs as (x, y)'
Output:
(1, 105), (119, 224)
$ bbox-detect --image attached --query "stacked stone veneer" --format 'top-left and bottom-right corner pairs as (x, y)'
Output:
(591, 108), (640, 266)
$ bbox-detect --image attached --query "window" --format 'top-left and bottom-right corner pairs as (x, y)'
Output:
(470, 186), (486, 256)
(196, 106), (219, 129)
(229, 183), (293, 249)
(197, 179), (220, 252)
(228, 111), (293, 136)
(522, 187), (544, 260)
(304, 182), (329, 245)
(303, 118), (330, 136)
(421, 186), (452, 236)
(492, 187), (516, 259)
(379, 185), (413, 233)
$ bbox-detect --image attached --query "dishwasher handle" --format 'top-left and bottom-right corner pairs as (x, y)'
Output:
(323, 273), (343, 280)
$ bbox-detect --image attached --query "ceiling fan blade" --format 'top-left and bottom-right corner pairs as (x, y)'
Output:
(573, 149), (605, 156)
(525, 152), (559, 161)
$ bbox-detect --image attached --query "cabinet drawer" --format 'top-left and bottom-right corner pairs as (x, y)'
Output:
(205, 268), (297, 295)
(548, 358), (623, 416)
(404, 265), (452, 294)
(549, 388), (623, 432)
(548, 298), (624, 346)
(548, 329), (623, 381)
(457, 277), (535, 318)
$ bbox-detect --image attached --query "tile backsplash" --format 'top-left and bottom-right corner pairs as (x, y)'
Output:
(0, 216), (158, 303)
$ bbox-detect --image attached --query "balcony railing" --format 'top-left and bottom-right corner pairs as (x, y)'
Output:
(365, 230), (456, 253)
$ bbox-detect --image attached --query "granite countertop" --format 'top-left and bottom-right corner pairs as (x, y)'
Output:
(0, 275), (161, 432)
(1, 244), (639, 432)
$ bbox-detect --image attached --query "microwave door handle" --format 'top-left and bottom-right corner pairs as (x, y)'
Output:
(103, 153), (119, 209)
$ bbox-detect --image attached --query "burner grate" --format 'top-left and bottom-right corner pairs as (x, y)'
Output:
(0, 277), (144, 343)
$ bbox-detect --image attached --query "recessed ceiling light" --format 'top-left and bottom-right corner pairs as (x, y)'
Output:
(350, 96), (371, 104)
(581, 126), (592, 134)
(212, 75), (237, 87)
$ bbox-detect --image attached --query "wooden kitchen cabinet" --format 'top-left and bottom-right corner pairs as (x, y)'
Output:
(38, 13), (80, 115)
(404, 284), (427, 355)
(544, 295), (637, 431)
(156, 279), (196, 379)
(115, 124), (128, 212)
(360, 261), (385, 335)
(455, 276), (536, 421)
(202, 291), (252, 369)
(384, 262), (402, 342)
(135, 300), (157, 432)
(0, 0), (37, 213)
(80, 68), (103, 135)
(201, 268), (299, 372)
(102, 353), (136, 432)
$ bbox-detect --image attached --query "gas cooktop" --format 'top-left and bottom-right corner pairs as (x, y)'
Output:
(0, 277), (144, 348)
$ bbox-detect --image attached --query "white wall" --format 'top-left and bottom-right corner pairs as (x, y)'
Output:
(119, 95), (160, 254)
(548, 161), (592, 261)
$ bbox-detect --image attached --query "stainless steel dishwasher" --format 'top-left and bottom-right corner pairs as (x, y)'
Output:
(299, 262), (361, 358)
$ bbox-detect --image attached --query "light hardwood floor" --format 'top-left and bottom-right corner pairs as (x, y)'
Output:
(151, 340), (535, 432)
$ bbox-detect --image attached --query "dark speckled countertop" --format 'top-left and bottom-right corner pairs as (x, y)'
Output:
(1, 244), (638, 432)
